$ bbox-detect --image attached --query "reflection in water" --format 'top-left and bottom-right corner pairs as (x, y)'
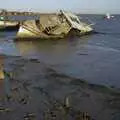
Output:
(15, 36), (88, 59)
(14, 35), (120, 88)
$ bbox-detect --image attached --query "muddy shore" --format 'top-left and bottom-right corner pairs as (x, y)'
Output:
(0, 55), (120, 120)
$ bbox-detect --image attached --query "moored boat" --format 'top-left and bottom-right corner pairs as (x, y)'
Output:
(0, 16), (19, 31)
(0, 21), (19, 31)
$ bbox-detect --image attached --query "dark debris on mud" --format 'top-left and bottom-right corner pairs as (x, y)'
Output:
(0, 56), (119, 120)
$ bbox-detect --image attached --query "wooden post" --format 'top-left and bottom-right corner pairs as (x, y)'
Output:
(0, 55), (4, 96)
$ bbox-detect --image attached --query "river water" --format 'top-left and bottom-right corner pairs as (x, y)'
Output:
(1, 14), (120, 88)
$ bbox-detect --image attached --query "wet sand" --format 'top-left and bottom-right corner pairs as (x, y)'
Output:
(0, 55), (120, 120)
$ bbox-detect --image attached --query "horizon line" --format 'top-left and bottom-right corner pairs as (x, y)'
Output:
(0, 8), (120, 15)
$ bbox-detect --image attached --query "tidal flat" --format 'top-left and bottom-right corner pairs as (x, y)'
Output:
(0, 55), (119, 120)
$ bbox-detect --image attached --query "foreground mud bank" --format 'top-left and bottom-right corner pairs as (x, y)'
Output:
(0, 55), (120, 120)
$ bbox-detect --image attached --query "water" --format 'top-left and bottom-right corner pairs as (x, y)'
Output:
(1, 14), (120, 88)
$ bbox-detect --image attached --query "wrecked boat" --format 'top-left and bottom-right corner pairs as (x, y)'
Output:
(16, 10), (93, 40)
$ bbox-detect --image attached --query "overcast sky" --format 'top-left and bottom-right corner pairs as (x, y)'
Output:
(0, 0), (119, 14)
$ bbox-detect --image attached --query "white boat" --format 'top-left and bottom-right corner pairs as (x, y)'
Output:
(16, 10), (93, 40)
(0, 20), (19, 31)
(0, 10), (19, 31)
(0, 16), (19, 31)
(104, 13), (114, 19)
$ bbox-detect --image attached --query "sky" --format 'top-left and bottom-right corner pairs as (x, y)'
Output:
(0, 0), (119, 14)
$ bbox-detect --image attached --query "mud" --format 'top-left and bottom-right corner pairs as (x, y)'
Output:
(0, 55), (120, 120)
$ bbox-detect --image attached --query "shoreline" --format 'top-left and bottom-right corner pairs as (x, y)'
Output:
(0, 54), (119, 120)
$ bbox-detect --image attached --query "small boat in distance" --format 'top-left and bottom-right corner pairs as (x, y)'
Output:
(103, 13), (114, 20)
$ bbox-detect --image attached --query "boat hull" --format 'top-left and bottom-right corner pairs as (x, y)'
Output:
(0, 21), (19, 31)
(15, 11), (93, 40)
